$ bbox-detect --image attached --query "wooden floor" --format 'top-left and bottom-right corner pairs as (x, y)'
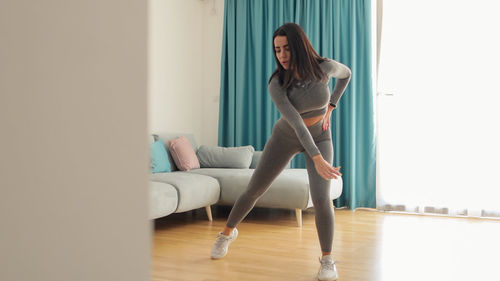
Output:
(152, 206), (500, 281)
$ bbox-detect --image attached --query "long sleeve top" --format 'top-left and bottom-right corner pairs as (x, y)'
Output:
(268, 58), (352, 157)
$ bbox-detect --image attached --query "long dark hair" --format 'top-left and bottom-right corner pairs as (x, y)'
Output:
(269, 22), (327, 89)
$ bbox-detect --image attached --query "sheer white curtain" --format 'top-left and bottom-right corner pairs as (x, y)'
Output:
(376, 0), (500, 218)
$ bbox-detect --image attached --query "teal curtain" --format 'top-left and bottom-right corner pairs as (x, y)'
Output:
(218, 0), (376, 209)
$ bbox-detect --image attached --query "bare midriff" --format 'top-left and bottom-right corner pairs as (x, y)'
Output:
(303, 115), (324, 127)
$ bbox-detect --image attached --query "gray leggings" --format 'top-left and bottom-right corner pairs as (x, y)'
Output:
(226, 118), (335, 253)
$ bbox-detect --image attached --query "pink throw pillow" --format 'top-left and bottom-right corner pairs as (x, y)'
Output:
(168, 136), (200, 171)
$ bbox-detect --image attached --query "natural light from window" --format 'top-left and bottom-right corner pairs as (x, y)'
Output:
(376, 0), (500, 217)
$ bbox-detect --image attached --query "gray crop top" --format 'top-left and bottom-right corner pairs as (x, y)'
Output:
(268, 58), (352, 157)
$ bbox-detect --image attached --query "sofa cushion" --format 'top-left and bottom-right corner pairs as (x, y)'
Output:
(249, 151), (262, 169)
(153, 133), (198, 171)
(150, 181), (178, 219)
(150, 139), (171, 173)
(168, 136), (200, 171)
(197, 145), (255, 168)
(188, 168), (343, 210)
(150, 171), (220, 213)
(188, 168), (328, 210)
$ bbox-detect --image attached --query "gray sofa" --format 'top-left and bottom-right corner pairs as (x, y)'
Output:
(150, 133), (343, 226)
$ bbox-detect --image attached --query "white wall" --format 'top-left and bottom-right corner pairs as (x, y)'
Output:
(149, 0), (225, 146)
(201, 0), (225, 146)
(0, 1), (150, 281)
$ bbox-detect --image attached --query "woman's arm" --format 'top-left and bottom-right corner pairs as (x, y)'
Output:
(268, 77), (320, 158)
(324, 59), (352, 108)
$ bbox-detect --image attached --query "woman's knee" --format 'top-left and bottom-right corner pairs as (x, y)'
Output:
(312, 197), (333, 210)
(243, 186), (267, 201)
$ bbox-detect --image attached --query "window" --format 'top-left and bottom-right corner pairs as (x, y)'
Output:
(376, 0), (500, 218)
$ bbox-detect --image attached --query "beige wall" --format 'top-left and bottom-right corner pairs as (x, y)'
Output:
(0, 1), (150, 281)
(201, 0), (226, 146)
(149, 0), (225, 146)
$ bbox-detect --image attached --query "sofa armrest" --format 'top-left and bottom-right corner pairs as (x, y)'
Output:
(250, 151), (291, 169)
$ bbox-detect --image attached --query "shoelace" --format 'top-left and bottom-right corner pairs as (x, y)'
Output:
(214, 233), (231, 246)
(319, 258), (336, 271)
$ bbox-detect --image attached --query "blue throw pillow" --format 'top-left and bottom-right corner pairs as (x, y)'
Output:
(150, 139), (171, 173)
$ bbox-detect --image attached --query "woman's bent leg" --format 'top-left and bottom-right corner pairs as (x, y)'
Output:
(226, 129), (299, 228)
(305, 139), (335, 253)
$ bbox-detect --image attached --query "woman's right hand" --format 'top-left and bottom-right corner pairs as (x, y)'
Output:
(312, 154), (342, 180)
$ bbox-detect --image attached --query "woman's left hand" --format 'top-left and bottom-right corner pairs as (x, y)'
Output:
(322, 105), (334, 131)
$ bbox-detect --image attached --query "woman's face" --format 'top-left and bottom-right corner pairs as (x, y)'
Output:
(274, 36), (290, 70)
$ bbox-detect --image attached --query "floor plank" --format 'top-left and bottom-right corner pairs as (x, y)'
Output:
(152, 206), (500, 281)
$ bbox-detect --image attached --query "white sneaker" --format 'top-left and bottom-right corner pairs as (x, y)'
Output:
(210, 228), (238, 259)
(317, 255), (338, 281)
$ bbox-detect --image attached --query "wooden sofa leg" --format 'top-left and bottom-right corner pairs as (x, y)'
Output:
(295, 208), (302, 227)
(205, 205), (213, 221)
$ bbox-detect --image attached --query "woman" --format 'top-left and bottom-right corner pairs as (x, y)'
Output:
(211, 22), (351, 281)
